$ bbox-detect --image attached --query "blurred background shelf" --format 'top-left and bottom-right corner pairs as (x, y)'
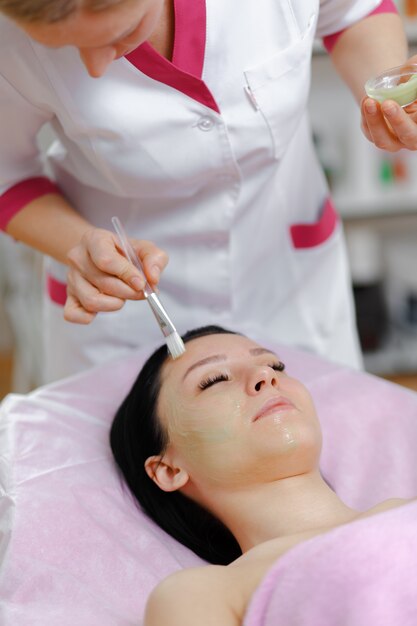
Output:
(405, 17), (417, 41)
(334, 188), (417, 219)
(310, 5), (417, 378)
(364, 326), (417, 375)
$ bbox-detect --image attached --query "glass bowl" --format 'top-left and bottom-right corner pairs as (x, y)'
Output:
(365, 64), (417, 107)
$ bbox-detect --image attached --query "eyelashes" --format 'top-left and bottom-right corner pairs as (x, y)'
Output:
(198, 361), (286, 390)
(199, 373), (229, 390)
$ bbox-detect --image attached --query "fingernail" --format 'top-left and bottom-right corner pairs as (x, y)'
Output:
(130, 276), (144, 291)
(366, 100), (377, 114)
(152, 266), (160, 281)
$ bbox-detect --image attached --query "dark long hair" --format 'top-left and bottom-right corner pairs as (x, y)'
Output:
(110, 325), (242, 565)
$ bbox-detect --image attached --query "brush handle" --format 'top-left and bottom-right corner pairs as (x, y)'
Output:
(111, 216), (182, 353)
(111, 217), (154, 298)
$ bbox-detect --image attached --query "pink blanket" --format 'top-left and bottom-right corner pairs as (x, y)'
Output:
(244, 501), (417, 626)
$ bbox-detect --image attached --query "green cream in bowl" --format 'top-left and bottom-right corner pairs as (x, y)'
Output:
(365, 64), (417, 107)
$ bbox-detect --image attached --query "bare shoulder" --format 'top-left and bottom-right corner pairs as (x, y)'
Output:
(144, 565), (242, 626)
(145, 547), (295, 626)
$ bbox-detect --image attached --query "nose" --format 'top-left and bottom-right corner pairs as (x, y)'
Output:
(79, 46), (117, 78)
(246, 366), (278, 396)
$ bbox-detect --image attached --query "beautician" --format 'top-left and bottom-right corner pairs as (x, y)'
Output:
(0, 0), (413, 381)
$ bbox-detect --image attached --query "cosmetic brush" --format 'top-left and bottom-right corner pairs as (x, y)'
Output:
(111, 216), (185, 360)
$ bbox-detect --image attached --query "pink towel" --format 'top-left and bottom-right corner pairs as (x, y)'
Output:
(244, 501), (417, 626)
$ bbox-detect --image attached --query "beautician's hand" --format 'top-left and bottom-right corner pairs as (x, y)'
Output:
(361, 56), (417, 152)
(64, 227), (169, 324)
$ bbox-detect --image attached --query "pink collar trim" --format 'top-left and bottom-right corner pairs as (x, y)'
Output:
(125, 0), (219, 113)
(171, 0), (206, 77)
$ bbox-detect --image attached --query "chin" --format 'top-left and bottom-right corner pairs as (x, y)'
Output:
(252, 426), (322, 470)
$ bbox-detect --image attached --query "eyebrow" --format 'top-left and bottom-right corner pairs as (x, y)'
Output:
(182, 347), (277, 381)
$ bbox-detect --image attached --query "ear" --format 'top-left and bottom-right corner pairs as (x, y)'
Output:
(145, 454), (190, 492)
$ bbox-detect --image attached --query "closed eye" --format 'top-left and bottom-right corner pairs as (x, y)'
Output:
(199, 373), (229, 390)
(270, 361), (285, 372)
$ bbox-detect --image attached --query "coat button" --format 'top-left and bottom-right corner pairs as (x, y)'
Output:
(197, 116), (215, 131)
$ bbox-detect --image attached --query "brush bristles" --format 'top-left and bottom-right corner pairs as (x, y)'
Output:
(166, 331), (186, 359)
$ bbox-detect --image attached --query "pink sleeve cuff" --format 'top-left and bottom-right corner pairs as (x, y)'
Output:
(0, 176), (62, 231)
(323, 0), (399, 53)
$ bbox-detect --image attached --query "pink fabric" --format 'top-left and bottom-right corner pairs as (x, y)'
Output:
(244, 501), (417, 626)
(125, 0), (220, 113)
(323, 0), (398, 53)
(1, 342), (417, 625)
(0, 177), (61, 231)
(46, 274), (67, 306)
(289, 197), (338, 249)
(171, 0), (206, 77)
(126, 43), (220, 113)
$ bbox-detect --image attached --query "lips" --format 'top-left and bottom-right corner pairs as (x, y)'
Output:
(252, 396), (295, 422)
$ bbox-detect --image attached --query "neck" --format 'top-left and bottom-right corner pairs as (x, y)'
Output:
(204, 471), (358, 552)
(147, 0), (174, 61)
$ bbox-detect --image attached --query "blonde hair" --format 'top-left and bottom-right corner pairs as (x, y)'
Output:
(0, 0), (125, 23)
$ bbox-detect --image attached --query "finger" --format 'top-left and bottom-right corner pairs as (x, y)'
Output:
(363, 98), (402, 152)
(131, 239), (169, 285)
(360, 98), (373, 141)
(94, 274), (146, 300)
(64, 292), (97, 325)
(360, 113), (373, 143)
(72, 253), (145, 300)
(381, 100), (417, 150)
(403, 100), (417, 115)
(67, 271), (126, 314)
(86, 231), (146, 292)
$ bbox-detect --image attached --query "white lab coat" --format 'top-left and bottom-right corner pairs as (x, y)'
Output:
(0, 0), (381, 381)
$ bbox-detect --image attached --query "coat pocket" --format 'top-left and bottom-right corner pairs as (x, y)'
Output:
(46, 273), (67, 306)
(289, 196), (339, 249)
(243, 14), (316, 159)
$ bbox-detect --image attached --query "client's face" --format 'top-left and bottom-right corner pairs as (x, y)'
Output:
(155, 334), (322, 492)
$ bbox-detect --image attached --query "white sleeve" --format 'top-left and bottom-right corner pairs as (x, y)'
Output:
(316, 0), (383, 38)
(0, 70), (53, 195)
